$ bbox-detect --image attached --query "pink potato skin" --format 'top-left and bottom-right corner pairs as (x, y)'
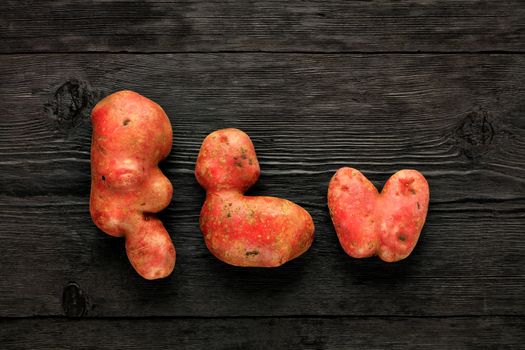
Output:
(195, 128), (315, 267)
(90, 90), (176, 279)
(328, 167), (429, 262)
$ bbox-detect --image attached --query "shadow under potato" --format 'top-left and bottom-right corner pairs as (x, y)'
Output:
(203, 249), (311, 295)
(338, 256), (419, 287)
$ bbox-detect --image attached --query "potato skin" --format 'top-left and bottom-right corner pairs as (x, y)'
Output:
(195, 128), (315, 267)
(90, 90), (175, 279)
(328, 167), (429, 262)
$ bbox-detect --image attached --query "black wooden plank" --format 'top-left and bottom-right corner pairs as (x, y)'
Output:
(0, 195), (524, 317)
(0, 54), (524, 317)
(1, 54), (524, 198)
(1, 1), (525, 53)
(1, 317), (524, 349)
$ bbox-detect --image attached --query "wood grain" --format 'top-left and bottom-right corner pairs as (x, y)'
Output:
(0, 54), (523, 317)
(2, 1), (525, 53)
(1, 317), (524, 349)
(1, 1), (525, 346)
(0, 317), (525, 349)
(1, 194), (524, 317)
(1, 54), (524, 197)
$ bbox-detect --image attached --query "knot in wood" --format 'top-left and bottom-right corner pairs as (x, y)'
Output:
(455, 110), (495, 159)
(47, 79), (100, 132)
(62, 282), (87, 317)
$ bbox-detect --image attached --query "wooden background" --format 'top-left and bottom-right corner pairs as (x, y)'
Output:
(1, 1), (524, 348)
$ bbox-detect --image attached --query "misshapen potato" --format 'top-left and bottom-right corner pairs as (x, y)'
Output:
(90, 90), (175, 279)
(328, 168), (429, 262)
(195, 128), (315, 267)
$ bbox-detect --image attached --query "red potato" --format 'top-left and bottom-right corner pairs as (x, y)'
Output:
(328, 168), (429, 262)
(90, 90), (176, 279)
(195, 128), (315, 267)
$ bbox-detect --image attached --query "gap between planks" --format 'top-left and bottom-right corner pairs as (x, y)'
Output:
(1, 314), (524, 321)
(1, 50), (525, 55)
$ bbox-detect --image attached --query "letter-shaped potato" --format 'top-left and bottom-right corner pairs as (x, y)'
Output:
(328, 168), (429, 262)
(195, 128), (315, 267)
(90, 90), (175, 279)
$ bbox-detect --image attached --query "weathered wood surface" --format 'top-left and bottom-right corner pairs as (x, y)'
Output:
(2, 1), (525, 53)
(2, 1), (525, 348)
(0, 54), (523, 318)
(1, 317), (524, 349)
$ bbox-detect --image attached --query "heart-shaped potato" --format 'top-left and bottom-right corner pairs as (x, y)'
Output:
(328, 168), (429, 262)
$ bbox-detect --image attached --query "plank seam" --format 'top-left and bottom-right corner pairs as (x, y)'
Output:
(1, 50), (525, 55)
(1, 314), (524, 320)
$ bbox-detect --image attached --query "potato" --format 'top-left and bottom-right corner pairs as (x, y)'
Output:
(195, 128), (315, 267)
(328, 168), (429, 262)
(90, 90), (175, 279)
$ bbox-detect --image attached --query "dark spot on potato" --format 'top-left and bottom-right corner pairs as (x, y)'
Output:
(123, 118), (130, 126)
(417, 202), (420, 209)
(235, 162), (243, 167)
(220, 135), (228, 143)
(245, 250), (259, 256)
(227, 212), (231, 218)
(410, 188), (416, 195)
(241, 147), (247, 159)
(101, 175), (105, 181)
(249, 158), (253, 165)
(228, 202), (232, 206)
(341, 185), (349, 191)
(141, 202), (146, 206)
(398, 234), (406, 242)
